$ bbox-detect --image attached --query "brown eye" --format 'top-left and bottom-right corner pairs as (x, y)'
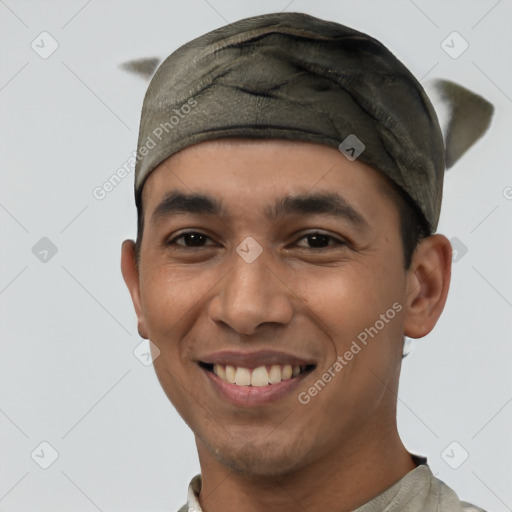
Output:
(168, 232), (214, 248)
(296, 231), (346, 249)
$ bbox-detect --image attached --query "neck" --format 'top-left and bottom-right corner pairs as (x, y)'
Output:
(195, 424), (417, 512)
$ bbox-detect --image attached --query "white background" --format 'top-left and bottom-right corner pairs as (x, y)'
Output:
(1, 0), (511, 510)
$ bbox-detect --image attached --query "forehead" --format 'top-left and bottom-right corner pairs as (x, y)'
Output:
(140, 138), (397, 220)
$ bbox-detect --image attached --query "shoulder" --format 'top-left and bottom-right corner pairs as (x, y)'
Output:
(459, 501), (487, 512)
(433, 473), (487, 512)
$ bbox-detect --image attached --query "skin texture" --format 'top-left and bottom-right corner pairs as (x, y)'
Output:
(121, 138), (452, 512)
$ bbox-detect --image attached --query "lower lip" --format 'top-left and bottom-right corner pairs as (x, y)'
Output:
(201, 366), (312, 406)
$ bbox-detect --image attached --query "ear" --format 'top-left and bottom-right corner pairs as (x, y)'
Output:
(121, 240), (149, 339)
(403, 234), (452, 339)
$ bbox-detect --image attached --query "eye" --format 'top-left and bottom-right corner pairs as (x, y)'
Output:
(166, 230), (347, 250)
(167, 231), (215, 248)
(295, 231), (346, 249)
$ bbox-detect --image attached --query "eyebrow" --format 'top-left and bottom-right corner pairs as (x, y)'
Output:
(150, 190), (369, 228)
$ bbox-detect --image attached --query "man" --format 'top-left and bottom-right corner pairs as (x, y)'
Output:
(121, 12), (488, 512)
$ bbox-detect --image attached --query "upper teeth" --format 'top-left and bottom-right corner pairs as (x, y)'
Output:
(213, 364), (302, 386)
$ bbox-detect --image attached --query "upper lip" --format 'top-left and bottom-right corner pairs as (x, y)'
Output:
(198, 350), (317, 369)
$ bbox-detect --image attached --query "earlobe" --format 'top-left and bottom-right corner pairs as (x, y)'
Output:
(120, 240), (149, 339)
(403, 234), (452, 339)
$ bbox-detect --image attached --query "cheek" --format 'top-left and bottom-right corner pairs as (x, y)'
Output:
(297, 259), (405, 392)
(297, 266), (404, 420)
(139, 266), (207, 415)
(300, 264), (399, 335)
(139, 265), (203, 341)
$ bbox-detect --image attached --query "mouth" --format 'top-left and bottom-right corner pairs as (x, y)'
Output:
(199, 362), (316, 387)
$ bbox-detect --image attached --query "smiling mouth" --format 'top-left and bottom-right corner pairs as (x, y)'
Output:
(199, 362), (316, 387)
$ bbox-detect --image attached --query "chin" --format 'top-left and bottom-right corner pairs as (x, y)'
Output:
(211, 437), (308, 477)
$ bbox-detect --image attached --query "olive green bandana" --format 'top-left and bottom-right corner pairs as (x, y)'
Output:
(134, 12), (447, 232)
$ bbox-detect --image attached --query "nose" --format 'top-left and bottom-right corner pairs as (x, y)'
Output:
(208, 248), (294, 336)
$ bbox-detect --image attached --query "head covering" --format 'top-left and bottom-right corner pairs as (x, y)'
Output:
(134, 12), (445, 232)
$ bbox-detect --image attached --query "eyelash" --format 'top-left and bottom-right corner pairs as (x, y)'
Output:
(166, 230), (347, 250)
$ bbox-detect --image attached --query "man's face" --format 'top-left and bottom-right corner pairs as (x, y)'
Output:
(124, 138), (413, 476)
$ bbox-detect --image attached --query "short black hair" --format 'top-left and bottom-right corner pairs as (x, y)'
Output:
(134, 177), (430, 270)
(377, 177), (431, 268)
(135, 192), (144, 267)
